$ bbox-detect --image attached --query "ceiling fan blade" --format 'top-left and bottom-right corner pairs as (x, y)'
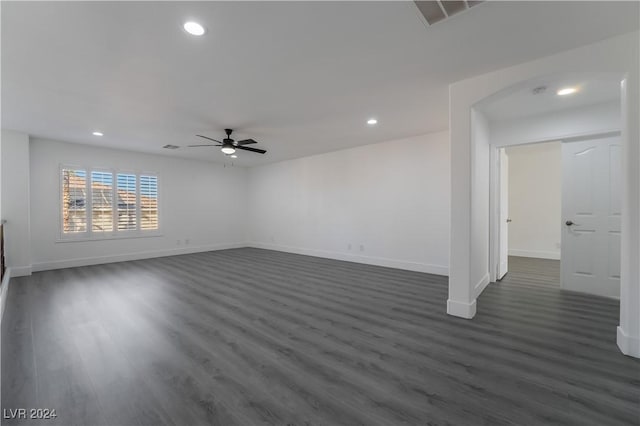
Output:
(236, 138), (257, 145)
(237, 146), (267, 154)
(196, 134), (223, 143)
(187, 144), (222, 147)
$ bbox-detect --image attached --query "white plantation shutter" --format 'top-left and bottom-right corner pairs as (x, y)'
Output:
(61, 167), (158, 238)
(91, 171), (114, 232)
(140, 175), (159, 230)
(61, 168), (88, 233)
(117, 173), (138, 230)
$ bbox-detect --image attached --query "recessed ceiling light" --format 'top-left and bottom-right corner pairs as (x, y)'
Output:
(367, 118), (378, 125)
(557, 87), (577, 96)
(92, 131), (104, 136)
(183, 21), (206, 36)
(230, 154), (238, 159)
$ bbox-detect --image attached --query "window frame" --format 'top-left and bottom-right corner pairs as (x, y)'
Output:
(58, 164), (161, 242)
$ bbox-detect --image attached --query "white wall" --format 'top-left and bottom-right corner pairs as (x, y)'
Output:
(0, 129), (7, 323)
(247, 131), (450, 275)
(29, 138), (248, 270)
(449, 32), (639, 358)
(1, 129), (31, 276)
(470, 110), (490, 299)
(0, 128), (2, 226)
(506, 142), (561, 260)
(11, 131), (450, 277)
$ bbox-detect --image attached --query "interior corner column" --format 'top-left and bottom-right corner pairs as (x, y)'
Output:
(447, 102), (477, 319)
(0, 129), (32, 277)
(617, 73), (640, 358)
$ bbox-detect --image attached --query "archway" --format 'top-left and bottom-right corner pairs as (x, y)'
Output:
(447, 34), (639, 358)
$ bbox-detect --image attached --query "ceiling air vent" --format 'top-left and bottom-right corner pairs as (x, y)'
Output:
(532, 86), (548, 95)
(414, 1), (483, 25)
(163, 144), (180, 150)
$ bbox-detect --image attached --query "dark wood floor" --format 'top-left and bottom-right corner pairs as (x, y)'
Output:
(501, 256), (561, 289)
(2, 249), (638, 426)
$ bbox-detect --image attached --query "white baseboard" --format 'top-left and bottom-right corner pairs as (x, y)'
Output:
(474, 273), (491, 298)
(508, 248), (560, 260)
(617, 326), (640, 358)
(248, 242), (449, 276)
(447, 298), (477, 319)
(32, 242), (246, 272)
(22, 242), (449, 276)
(8, 265), (32, 277)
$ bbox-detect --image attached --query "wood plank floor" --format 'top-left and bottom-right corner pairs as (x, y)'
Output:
(501, 256), (561, 289)
(2, 249), (638, 426)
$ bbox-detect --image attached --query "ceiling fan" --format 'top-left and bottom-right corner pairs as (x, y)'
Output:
(188, 129), (267, 155)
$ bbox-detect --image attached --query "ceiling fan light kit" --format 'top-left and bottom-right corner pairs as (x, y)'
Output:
(221, 144), (236, 155)
(187, 128), (267, 156)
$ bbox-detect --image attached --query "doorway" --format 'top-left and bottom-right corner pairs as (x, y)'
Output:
(493, 134), (621, 298)
(497, 141), (562, 282)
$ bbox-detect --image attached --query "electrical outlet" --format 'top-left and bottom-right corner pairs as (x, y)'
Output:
(177, 239), (181, 246)
(359, 244), (364, 252)
(555, 242), (561, 249)
(270, 235), (275, 242)
(185, 239), (190, 245)
(348, 243), (352, 251)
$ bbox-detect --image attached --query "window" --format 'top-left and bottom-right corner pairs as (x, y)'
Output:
(60, 166), (159, 240)
(62, 168), (87, 233)
(117, 173), (137, 231)
(140, 175), (159, 230)
(91, 171), (113, 232)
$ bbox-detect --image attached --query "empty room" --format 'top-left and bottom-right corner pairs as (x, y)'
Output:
(1, 1), (639, 425)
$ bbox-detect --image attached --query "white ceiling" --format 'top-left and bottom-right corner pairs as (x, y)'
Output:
(479, 73), (622, 122)
(2, 1), (638, 166)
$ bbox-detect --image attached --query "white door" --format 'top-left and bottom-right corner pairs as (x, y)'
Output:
(561, 136), (621, 298)
(498, 149), (509, 280)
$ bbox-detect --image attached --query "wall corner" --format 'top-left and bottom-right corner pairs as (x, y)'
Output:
(617, 326), (640, 358)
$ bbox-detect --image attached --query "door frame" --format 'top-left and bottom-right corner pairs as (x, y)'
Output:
(488, 130), (621, 283)
(489, 146), (503, 282)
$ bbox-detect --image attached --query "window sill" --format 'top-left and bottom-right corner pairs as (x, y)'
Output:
(56, 232), (163, 243)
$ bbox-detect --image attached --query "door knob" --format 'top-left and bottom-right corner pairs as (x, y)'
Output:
(506, 219), (512, 223)
(566, 220), (574, 226)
